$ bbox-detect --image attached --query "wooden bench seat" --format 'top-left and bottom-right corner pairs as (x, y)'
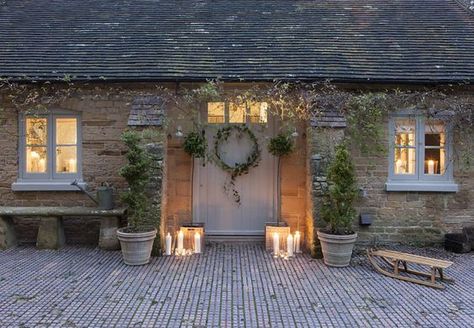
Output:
(0, 207), (126, 251)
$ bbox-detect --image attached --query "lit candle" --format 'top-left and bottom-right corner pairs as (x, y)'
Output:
(68, 158), (77, 173)
(31, 151), (39, 171)
(194, 232), (201, 254)
(287, 234), (294, 257)
(177, 230), (184, 255)
(395, 159), (403, 174)
(294, 231), (301, 253)
(165, 232), (172, 256)
(428, 160), (435, 175)
(38, 158), (46, 172)
(273, 232), (279, 256)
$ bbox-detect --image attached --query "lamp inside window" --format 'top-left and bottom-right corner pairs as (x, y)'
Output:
(394, 118), (416, 175)
(424, 120), (445, 175)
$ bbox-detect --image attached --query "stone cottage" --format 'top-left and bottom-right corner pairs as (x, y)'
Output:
(0, 0), (473, 252)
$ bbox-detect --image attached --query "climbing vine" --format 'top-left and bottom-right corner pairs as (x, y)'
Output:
(345, 93), (387, 155)
(1, 78), (473, 173)
(183, 130), (207, 159)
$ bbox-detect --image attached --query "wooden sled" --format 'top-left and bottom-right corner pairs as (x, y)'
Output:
(367, 248), (454, 289)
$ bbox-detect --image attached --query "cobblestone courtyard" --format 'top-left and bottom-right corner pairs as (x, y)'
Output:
(0, 244), (472, 327)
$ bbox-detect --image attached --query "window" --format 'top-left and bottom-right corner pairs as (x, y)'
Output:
(12, 111), (83, 191)
(386, 115), (458, 192)
(207, 101), (268, 124)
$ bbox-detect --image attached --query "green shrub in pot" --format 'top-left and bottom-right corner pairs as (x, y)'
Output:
(117, 130), (157, 265)
(317, 143), (358, 267)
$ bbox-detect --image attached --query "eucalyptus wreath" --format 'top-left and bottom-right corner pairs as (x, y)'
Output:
(213, 125), (261, 204)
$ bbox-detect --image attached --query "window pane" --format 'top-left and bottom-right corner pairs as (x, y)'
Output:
(56, 118), (77, 144)
(394, 147), (416, 174)
(394, 118), (415, 147)
(229, 102), (246, 123)
(56, 146), (77, 173)
(26, 146), (47, 173)
(249, 102), (268, 124)
(425, 120), (445, 147)
(26, 118), (47, 145)
(207, 102), (225, 124)
(424, 120), (445, 175)
(424, 149), (445, 175)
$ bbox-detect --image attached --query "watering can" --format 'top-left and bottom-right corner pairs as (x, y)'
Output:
(71, 180), (115, 210)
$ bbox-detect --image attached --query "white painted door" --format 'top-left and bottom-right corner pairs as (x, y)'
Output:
(193, 105), (276, 235)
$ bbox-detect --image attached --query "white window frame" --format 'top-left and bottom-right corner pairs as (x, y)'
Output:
(12, 110), (85, 191)
(206, 101), (268, 125)
(385, 112), (458, 192)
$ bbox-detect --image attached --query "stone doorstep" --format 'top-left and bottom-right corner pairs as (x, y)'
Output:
(0, 215), (121, 251)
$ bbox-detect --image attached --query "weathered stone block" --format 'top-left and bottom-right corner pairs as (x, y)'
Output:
(36, 217), (65, 249)
(98, 217), (120, 250)
(0, 216), (17, 250)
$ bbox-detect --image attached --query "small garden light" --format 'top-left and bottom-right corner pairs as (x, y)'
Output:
(175, 125), (184, 138)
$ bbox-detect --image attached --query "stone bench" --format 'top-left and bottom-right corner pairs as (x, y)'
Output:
(0, 207), (127, 250)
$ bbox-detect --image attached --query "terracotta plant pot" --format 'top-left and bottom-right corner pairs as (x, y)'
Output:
(117, 228), (157, 266)
(317, 230), (358, 267)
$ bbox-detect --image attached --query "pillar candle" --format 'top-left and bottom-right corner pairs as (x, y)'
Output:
(177, 230), (184, 255)
(194, 232), (201, 254)
(165, 232), (172, 256)
(69, 158), (77, 172)
(395, 159), (403, 174)
(38, 158), (46, 172)
(273, 232), (279, 256)
(31, 151), (39, 172)
(294, 231), (301, 253)
(287, 234), (294, 257)
(428, 160), (435, 175)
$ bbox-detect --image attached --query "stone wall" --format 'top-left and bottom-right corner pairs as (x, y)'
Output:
(163, 137), (193, 236)
(0, 84), (163, 245)
(352, 128), (474, 246)
(307, 115), (474, 251)
(2, 83), (472, 251)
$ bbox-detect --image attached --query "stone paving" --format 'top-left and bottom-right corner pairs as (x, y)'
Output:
(0, 243), (473, 327)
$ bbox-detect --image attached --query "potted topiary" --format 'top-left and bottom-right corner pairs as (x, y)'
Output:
(265, 132), (294, 250)
(317, 143), (358, 267)
(117, 130), (157, 266)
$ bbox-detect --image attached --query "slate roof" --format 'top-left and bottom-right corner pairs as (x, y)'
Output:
(311, 110), (347, 128)
(127, 96), (165, 127)
(1, 0), (474, 83)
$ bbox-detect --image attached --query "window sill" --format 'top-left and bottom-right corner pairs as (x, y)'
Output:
(12, 181), (87, 192)
(385, 181), (458, 192)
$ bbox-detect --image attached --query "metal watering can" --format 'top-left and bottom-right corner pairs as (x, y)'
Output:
(71, 180), (115, 210)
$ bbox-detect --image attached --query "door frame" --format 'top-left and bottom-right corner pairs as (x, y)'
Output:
(192, 103), (279, 235)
